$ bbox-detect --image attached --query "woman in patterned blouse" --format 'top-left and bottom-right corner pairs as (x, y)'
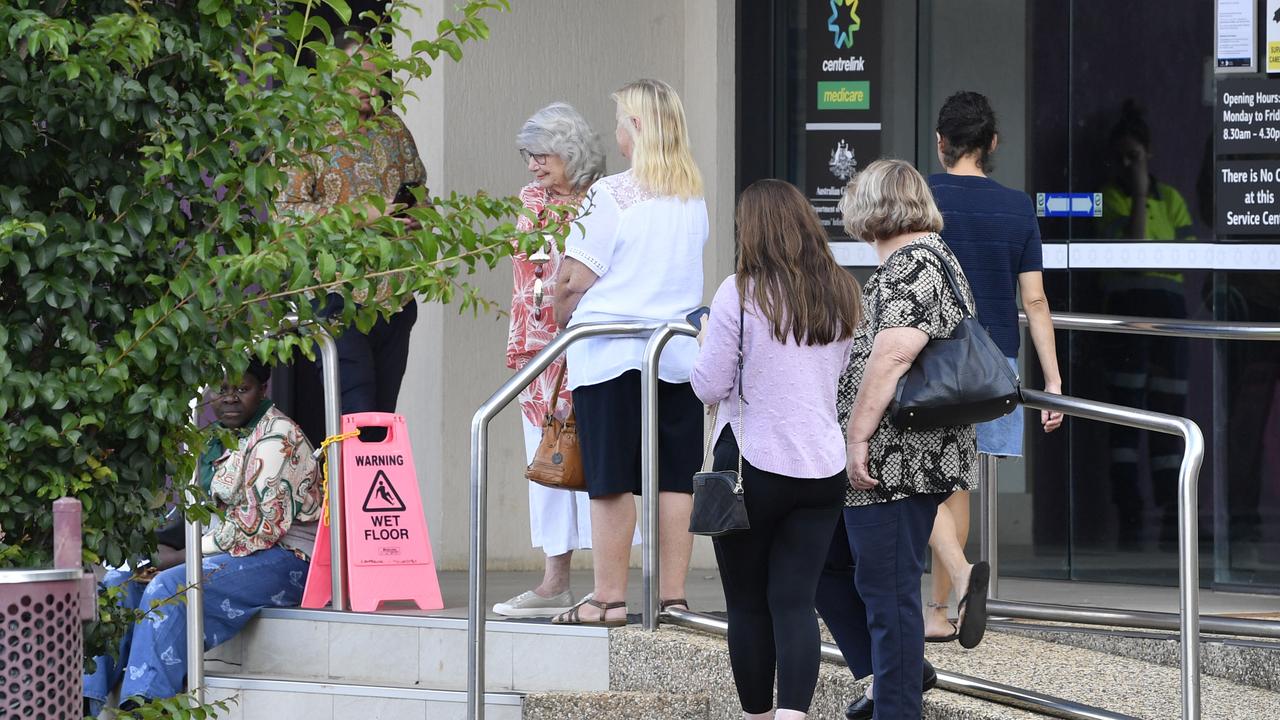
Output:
(276, 32), (427, 444)
(491, 103), (607, 619)
(85, 361), (321, 714)
(814, 160), (985, 720)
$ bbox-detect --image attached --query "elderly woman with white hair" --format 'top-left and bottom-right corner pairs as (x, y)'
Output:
(493, 102), (607, 618)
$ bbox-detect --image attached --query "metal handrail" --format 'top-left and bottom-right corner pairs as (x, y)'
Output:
(983, 311), (1280, 621)
(664, 608), (1138, 720)
(640, 388), (1204, 719)
(184, 390), (205, 706)
(1021, 310), (1280, 341)
(1013, 389), (1205, 719)
(640, 322), (699, 630)
(984, 599), (1280, 640)
(985, 309), (1280, 595)
(184, 317), (343, 705)
(467, 319), (683, 720)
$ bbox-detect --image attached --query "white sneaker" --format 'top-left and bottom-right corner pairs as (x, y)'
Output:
(492, 589), (575, 618)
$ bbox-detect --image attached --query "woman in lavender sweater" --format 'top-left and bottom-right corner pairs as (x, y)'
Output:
(691, 179), (861, 720)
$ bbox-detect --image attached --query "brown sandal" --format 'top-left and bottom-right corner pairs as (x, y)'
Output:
(551, 597), (627, 627)
(659, 598), (689, 613)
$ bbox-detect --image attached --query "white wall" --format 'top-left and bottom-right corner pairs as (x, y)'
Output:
(395, 1), (736, 571)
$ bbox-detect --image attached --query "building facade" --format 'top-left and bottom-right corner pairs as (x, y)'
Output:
(391, 0), (1280, 593)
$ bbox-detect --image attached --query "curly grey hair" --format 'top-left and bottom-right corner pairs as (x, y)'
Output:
(516, 102), (606, 192)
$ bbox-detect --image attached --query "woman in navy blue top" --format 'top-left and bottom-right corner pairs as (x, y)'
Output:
(923, 92), (1063, 645)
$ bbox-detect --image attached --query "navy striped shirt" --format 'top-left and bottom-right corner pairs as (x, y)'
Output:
(928, 173), (1043, 357)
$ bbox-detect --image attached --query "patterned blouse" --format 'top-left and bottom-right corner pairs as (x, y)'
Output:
(277, 111), (426, 307)
(838, 234), (978, 507)
(208, 406), (323, 557)
(507, 183), (577, 426)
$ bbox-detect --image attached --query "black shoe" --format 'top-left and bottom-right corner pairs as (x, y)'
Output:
(845, 660), (939, 719)
(845, 694), (874, 720)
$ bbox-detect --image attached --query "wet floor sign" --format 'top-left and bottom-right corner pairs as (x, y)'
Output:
(301, 412), (444, 611)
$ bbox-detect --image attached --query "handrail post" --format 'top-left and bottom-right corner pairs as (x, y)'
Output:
(468, 408), (490, 720)
(466, 320), (674, 720)
(184, 392), (205, 706)
(978, 453), (999, 598)
(639, 324), (697, 631)
(1177, 417), (1204, 720)
(1019, 389), (1203, 720)
(313, 327), (347, 611)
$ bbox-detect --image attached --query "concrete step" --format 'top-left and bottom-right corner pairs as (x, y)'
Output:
(612, 623), (1280, 719)
(204, 674), (522, 720)
(926, 629), (1280, 719)
(610, 626), (1044, 720)
(522, 690), (710, 719)
(991, 619), (1280, 693)
(204, 607), (608, 693)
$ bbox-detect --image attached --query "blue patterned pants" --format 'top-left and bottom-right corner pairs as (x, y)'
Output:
(84, 546), (308, 712)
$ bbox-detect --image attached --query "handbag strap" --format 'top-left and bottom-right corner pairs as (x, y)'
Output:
(698, 303), (746, 484)
(900, 242), (975, 319)
(545, 361), (567, 419)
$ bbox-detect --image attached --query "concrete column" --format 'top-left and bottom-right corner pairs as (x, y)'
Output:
(396, 1), (734, 571)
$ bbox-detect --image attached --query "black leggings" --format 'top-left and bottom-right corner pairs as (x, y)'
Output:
(711, 430), (846, 713)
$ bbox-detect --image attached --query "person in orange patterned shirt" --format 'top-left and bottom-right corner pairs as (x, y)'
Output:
(492, 103), (608, 618)
(276, 31), (426, 444)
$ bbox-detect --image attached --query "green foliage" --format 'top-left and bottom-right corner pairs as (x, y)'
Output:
(113, 694), (237, 720)
(0, 0), (548, 670)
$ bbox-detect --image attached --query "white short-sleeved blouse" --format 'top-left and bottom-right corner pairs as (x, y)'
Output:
(563, 170), (708, 390)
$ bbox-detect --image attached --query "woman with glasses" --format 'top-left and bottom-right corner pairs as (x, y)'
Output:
(492, 103), (608, 619)
(84, 361), (321, 715)
(551, 79), (707, 626)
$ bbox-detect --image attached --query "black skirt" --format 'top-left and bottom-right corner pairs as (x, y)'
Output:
(572, 369), (702, 498)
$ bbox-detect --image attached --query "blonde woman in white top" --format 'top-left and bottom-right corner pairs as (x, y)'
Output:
(552, 79), (708, 626)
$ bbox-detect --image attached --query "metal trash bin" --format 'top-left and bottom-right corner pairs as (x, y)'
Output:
(0, 498), (94, 720)
(0, 569), (87, 719)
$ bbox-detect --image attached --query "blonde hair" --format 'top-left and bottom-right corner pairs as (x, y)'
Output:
(839, 158), (944, 243)
(612, 79), (704, 199)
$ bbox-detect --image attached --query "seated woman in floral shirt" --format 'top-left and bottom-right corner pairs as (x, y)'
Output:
(84, 361), (321, 715)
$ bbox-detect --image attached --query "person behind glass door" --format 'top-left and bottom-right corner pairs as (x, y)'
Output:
(815, 160), (979, 720)
(491, 103), (609, 618)
(1097, 99), (1191, 551)
(691, 180), (861, 720)
(550, 79), (707, 626)
(924, 91), (1063, 644)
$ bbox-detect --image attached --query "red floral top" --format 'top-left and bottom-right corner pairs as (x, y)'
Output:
(507, 183), (577, 425)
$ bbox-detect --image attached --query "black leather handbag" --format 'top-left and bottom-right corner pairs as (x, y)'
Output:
(888, 244), (1021, 431)
(689, 305), (750, 537)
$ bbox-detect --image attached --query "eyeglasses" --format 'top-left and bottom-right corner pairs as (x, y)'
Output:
(519, 149), (550, 166)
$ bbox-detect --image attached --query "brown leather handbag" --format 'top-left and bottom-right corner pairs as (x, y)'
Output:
(525, 364), (586, 491)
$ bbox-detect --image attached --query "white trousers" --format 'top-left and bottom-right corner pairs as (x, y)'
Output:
(522, 415), (593, 557)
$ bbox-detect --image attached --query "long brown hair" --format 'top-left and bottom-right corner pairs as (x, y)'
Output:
(736, 179), (862, 345)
